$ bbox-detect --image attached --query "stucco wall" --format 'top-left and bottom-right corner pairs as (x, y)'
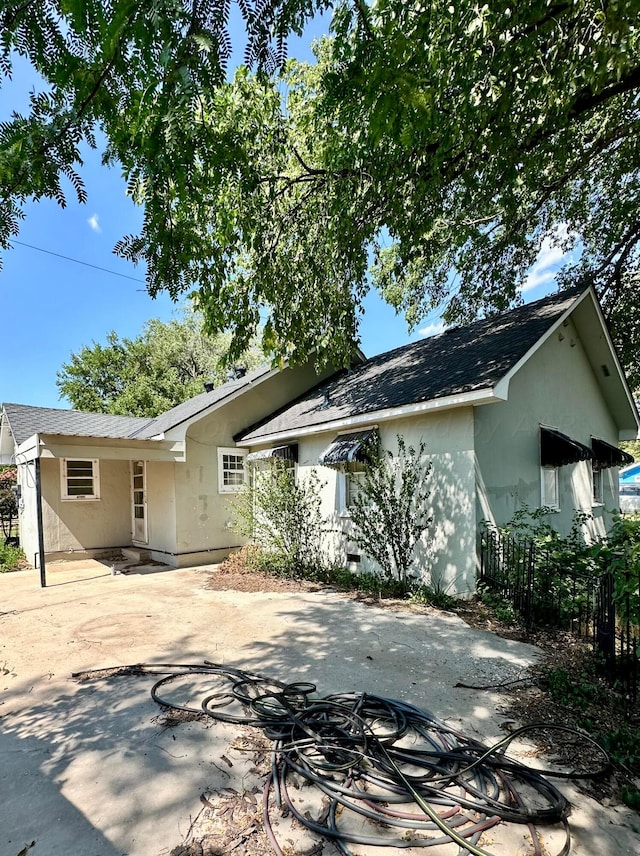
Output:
(173, 391), (293, 562)
(474, 316), (619, 541)
(167, 362), (343, 565)
(290, 409), (477, 597)
(35, 457), (132, 553)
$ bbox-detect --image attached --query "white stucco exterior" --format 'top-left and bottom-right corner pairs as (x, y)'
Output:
(475, 314), (622, 541)
(271, 410), (478, 596)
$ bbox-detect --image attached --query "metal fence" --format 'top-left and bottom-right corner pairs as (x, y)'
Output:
(479, 529), (638, 704)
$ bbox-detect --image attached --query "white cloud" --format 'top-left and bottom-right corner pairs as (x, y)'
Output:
(418, 320), (446, 338)
(88, 213), (101, 233)
(522, 235), (567, 293)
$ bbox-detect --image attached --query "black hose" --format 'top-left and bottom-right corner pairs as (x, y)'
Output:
(89, 661), (606, 856)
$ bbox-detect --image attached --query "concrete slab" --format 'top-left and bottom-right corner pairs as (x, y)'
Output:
(0, 561), (638, 856)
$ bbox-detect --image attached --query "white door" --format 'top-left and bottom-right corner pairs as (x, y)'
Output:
(132, 461), (148, 543)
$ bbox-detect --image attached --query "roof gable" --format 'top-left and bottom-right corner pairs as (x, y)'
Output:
(133, 364), (274, 438)
(237, 286), (623, 443)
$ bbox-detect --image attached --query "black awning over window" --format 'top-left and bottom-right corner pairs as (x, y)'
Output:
(246, 443), (298, 463)
(319, 429), (377, 466)
(591, 437), (634, 469)
(540, 427), (593, 467)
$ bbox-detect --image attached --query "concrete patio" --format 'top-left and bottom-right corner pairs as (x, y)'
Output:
(1, 560), (638, 856)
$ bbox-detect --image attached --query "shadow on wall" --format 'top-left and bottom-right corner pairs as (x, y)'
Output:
(323, 450), (476, 597)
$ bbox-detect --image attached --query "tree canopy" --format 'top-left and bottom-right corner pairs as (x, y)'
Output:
(56, 308), (263, 416)
(2, 1), (640, 385)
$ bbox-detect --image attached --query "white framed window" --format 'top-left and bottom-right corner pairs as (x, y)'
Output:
(541, 466), (559, 509)
(218, 448), (247, 493)
(61, 458), (100, 500)
(346, 464), (367, 508)
(592, 465), (603, 505)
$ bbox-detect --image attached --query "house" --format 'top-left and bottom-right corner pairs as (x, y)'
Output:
(0, 356), (344, 570)
(1, 285), (638, 594)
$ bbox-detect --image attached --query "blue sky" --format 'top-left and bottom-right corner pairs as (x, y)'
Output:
(0, 15), (562, 411)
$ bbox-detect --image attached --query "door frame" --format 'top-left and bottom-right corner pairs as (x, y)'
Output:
(131, 460), (148, 545)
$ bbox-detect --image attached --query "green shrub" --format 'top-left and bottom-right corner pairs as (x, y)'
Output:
(233, 460), (329, 579)
(348, 435), (433, 585)
(600, 726), (640, 770)
(477, 584), (517, 624)
(481, 506), (604, 624)
(410, 583), (457, 610)
(620, 785), (640, 810)
(602, 512), (640, 625)
(543, 666), (604, 711)
(0, 542), (25, 572)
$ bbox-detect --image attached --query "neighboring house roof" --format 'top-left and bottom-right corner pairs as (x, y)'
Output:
(236, 285), (620, 444)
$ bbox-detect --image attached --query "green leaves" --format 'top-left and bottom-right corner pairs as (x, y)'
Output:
(3, 0), (640, 377)
(234, 459), (328, 576)
(349, 435), (433, 584)
(55, 305), (264, 415)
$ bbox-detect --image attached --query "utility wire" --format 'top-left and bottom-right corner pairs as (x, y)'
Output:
(8, 238), (145, 283)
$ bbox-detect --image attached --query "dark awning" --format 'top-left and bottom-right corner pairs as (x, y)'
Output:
(319, 430), (377, 466)
(246, 444), (298, 463)
(591, 437), (634, 469)
(540, 427), (593, 467)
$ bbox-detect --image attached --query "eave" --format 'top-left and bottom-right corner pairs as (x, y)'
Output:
(15, 433), (185, 463)
(237, 386), (502, 447)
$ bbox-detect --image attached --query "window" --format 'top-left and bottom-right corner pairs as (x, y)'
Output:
(592, 465), (603, 505)
(61, 459), (100, 500)
(346, 464), (367, 508)
(218, 448), (247, 493)
(541, 466), (559, 509)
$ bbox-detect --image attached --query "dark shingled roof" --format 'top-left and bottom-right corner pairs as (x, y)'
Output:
(237, 286), (588, 443)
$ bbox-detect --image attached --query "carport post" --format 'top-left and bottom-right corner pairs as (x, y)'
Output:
(34, 456), (46, 588)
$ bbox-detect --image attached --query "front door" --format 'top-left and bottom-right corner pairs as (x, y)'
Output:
(132, 460), (148, 544)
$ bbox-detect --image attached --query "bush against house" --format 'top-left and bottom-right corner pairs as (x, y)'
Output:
(0, 466), (25, 571)
(234, 459), (328, 578)
(481, 505), (640, 628)
(348, 436), (433, 585)
(0, 466), (18, 541)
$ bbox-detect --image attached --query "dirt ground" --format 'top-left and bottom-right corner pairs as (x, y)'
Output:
(1, 559), (639, 856)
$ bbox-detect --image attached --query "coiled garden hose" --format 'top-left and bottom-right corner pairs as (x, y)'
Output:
(75, 661), (611, 856)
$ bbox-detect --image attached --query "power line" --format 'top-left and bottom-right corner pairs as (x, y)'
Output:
(8, 238), (146, 284)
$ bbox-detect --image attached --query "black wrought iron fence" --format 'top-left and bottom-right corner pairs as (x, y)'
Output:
(480, 529), (639, 704)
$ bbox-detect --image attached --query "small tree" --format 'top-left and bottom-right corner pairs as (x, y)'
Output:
(234, 460), (327, 577)
(349, 436), (433, 585)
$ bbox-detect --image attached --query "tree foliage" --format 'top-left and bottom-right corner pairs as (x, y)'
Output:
(56, 306), (263, 415)
(3, 1), (640, 382)
(621, 440), (640, 462)
(234, 459), (328, 576)
(349, 435), (433, 584)
(0, 466), (18, 542)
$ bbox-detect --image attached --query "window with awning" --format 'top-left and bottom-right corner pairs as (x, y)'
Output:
(591, 437), (634, 469)
(319, 429), (378, 466)
(245, 444), (298, 464)
(540, 427), (593, 467)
